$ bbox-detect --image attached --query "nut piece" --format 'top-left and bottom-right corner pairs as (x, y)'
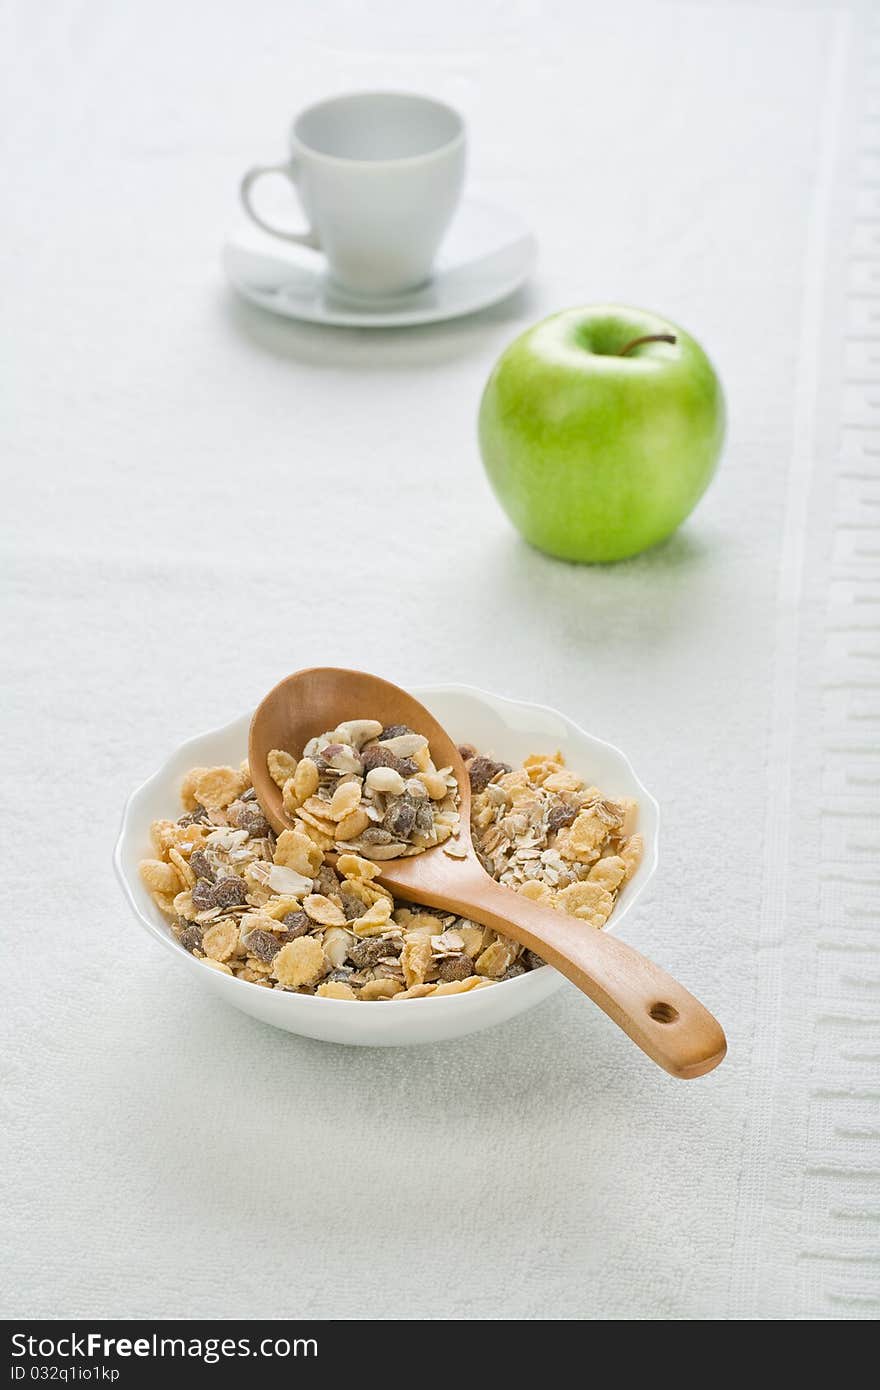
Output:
(323, 925), (355, 968)
(418, 770), (447, 800)
(365, 766), (407, 796)
(375, 733), (428, 758)
(332, 719), (383, 749)
(273, 936), (326, 988)
(264, 863), (313, 897)
(378, 724), (411, 741)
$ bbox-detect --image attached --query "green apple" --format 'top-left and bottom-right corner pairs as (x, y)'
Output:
(478, 305), (725, 563)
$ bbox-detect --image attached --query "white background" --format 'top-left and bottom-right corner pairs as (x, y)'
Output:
(4, 0), (877, 1320)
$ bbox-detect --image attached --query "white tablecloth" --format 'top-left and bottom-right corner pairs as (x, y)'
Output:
(4, 0), (878, 1321)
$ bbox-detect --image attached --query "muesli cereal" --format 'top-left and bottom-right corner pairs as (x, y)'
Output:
(462, 745), (642, 929)
(266, 719), (460, 860)
(139, 738), (640, 1000)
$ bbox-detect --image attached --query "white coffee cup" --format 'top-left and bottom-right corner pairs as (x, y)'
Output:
(241, 91), (466, 297)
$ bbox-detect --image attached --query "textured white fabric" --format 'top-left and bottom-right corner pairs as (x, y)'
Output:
(3, 0), (877, 1321)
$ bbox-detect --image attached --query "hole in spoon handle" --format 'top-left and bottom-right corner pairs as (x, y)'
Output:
(649, 1001), (679, 1024)
(453, 878), (726, 1079)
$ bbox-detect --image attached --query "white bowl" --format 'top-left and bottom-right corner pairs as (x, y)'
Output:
(114, 685), (659, 1046)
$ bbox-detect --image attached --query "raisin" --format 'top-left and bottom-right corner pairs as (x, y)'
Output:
(349, 935), (400, 969)
(340, 892), (366, 921)
(501, 962), (527, 980)
(244, 929), (282, 962)
(437, 954), (474, 982)
(246, 811), (271, 838)
(414, 802), (435, 836)
(189, 850), (214, 882)
(524, 949), (546, 971)
(547, 799), (578, 833)
(191, 878), (215, 911)
(212, 876), (248, 909)
(378, 724), (412, 741)
(280, 911), (310, 940)
(360, 826), (393, 845)
(178, 924), (203, 953)
(457, 744), (478, 762)
(360, 746), (417, 778)
(414, 801), (435, 836)
(313, 865), (341, 897)
(467, 756), (512, 793)
(227, 801), (270, 838)
(383, 796), (416, 840)
(360, 746), (389, 773)
(178, 805), (208, 827)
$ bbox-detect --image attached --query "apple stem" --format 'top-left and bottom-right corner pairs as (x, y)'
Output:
(618, 333), (677, 357)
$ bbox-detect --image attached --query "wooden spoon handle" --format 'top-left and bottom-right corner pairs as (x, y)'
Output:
(453, 875), (726, 1078)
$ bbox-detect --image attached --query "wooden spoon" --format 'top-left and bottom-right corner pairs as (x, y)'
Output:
(249, 668), (726, 1078)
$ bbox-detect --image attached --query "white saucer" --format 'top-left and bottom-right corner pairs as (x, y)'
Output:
(222, 198), (536, 328)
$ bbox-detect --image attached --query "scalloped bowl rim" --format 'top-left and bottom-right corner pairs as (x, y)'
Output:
(113, 683), (659, 1039)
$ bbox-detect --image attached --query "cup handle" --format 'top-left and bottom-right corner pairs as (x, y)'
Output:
(239, 159), (320, 248)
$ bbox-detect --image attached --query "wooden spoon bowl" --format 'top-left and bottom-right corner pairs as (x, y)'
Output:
(250, 668), (726, 1078)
